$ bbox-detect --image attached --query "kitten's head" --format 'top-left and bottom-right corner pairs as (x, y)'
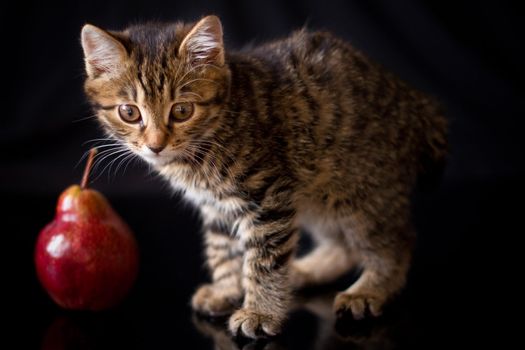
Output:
(80, 16), (230, 167)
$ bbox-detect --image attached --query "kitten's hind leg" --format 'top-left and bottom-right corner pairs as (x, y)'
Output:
(333, 217), (413, 320)
(290, 216), (355, 289)
(290, 241), (354, 290)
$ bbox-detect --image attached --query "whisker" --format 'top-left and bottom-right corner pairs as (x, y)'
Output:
(178, 78), (218, 90)
(175, 63), (221, 83)
(189, 139), (239, 180)
(72, 114), (99, 123)
(194, 139), (238, 163)
(75, 143), (124, 169)
(179, 91), (204, 100)
(91, 149), (130, 182)
(187, 143), (228, 183)
(82, 138), (119, 145)
(122, 154), (140, 175)
(92, 148), (128, 174)
(76, 149), (95, 169)
(113, 152), (136, 176)
(103, 151), (132, 180)
(89, 143), (124, 149)
(219, 109), (243, 116)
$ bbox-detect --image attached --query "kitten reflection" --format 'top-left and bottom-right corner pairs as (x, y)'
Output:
(192, 313), (284, 350)
(296, 293), (401, 350)
(192, 292), (407, 350)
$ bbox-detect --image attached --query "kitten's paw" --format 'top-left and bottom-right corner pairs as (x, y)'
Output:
(333, 292), (385, 320)
(229, 308), (282, 339)
(191, 284), (241, 317)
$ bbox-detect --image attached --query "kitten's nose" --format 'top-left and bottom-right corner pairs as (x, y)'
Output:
(147, 145), (166, 154)
(145, 128), (167, 154)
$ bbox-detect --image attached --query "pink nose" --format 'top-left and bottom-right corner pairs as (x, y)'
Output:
(147, 145), (166, 154)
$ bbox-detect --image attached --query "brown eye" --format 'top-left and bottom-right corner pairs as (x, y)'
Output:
(118, 104), (141, 123)
(170, 102), (194, 122)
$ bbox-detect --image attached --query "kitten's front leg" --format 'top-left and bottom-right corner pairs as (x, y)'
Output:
(192, 206), (244, 316)
(229, 208), (298, 339)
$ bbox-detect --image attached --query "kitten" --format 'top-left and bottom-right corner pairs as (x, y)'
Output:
(80, 15), (447, 339)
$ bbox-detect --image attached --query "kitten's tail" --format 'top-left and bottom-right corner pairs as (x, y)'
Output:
(417, 101), (448, 190)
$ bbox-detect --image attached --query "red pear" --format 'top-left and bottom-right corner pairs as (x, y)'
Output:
(35, 149), (139, 310)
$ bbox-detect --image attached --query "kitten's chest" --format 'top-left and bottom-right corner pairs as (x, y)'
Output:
(169, 175), (245, 214)
(160, 164), (246, 214)
(183, 184), (219, 207)
(183, 185), (246, 215)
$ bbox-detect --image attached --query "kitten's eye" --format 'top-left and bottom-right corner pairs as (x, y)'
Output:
(118, 104), (141, 123)
(170, 102), (194, 122)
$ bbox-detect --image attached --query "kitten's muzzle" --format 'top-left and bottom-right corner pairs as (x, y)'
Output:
(147, 144), (166, 154)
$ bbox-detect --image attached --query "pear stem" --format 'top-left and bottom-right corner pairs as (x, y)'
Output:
(81, 148), (98, 189)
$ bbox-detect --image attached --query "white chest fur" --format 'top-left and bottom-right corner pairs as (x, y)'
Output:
(159, 163), (246, 215)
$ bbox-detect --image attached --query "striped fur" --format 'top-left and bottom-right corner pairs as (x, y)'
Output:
(81, 15), (447, 339)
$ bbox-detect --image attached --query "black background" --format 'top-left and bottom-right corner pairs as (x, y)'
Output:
(2, 0), (522, 348)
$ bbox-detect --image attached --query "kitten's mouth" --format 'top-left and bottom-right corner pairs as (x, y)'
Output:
(138, 148), (192, 167)
(138, 150), (172, 166)
(136, 141), (204, 167)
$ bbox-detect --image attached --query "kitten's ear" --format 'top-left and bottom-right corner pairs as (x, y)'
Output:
(179, 15), (224, 66)
(81, 24), (127, 78)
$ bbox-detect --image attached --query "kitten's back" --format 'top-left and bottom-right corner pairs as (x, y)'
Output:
(230, 29), (447, 190)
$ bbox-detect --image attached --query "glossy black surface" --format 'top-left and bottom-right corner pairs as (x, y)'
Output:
(7, 180), (513, 348)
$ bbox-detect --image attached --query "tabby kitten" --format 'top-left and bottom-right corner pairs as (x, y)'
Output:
(81, 15), (447, 339)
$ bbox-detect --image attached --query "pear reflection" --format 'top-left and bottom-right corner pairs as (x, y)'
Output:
(41, 316), (92, 350)
(41, 312), (138, 350)
(192, 292), (410, 350)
